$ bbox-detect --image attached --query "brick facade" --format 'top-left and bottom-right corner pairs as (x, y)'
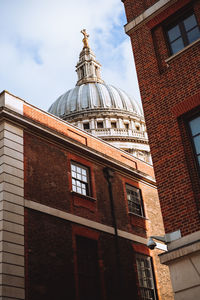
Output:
(123, 0), (200, 236)
(122, 0), (200, 298)
(0, 91), (173, 299)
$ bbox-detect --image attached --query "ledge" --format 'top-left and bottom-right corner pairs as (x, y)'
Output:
(124, 0), (176, 34)
(159, 239), (200, 265)
(128, 212), (147, 220)
(165, 38), (200, 65)
(25, 199), (147, 244)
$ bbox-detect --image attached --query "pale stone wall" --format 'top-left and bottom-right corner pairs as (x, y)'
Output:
(0, 121), (25, 299)
(160, 232), (200, 300)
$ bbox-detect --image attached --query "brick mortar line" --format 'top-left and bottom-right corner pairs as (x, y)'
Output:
(0, 240), (24, 248)
(0, 144), (24, 154)
(0, 127), (23, 139)
(0, 160), (24, 171)
(0, 150), (23, 162)
(0, 229), (24, 237)
(0, 174), (24, 187)
(0, 284), (24, 289)
(0, 200), (24, 209)
(0, 135), (23, 147)
(0, 251), (24, 258)
(0, 165), (24, 175)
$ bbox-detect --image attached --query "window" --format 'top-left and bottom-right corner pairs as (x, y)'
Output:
(125, 123), (129, 130)
(136, 254), (157, 300)
(166, 11), (200, 55)
(71, 162), (90, 196)
(126, 184), (144, 217)
(111, 121), (117, 128)
(76, 236), (101, 300)
(188, 115), (200, 169)
(97, 121), (103, 128)
(83, 122), (90, 130)
(136, 125), (140, 131)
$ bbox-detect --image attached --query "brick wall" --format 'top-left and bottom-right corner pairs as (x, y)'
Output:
(24, 127), (173, 299)
(24, 131), (165, 238)
(25, 209), (141, 300)
(123, 0), (200, 235)
(25, 209), (75, 300)
(122, 0), (159, 22)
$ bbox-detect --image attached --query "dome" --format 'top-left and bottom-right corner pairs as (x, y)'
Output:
(48, 29), (151, 163)
(48, 83), (143, 118)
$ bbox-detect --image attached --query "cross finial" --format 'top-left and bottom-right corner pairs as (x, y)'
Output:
(81, 29), (90, 48)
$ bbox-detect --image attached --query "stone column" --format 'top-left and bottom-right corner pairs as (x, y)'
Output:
(0, 121), (25, 299)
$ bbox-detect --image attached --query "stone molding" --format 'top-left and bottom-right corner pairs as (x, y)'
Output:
(160, 235), (200, 265)
(25, 199), (147, 245)
(124, 0), (177, 34)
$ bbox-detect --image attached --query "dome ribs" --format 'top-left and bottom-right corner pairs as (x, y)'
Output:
(95, 83), (104, 108)
(48, 83), (143, 117)
(89, 83), (100, 108)
(57, 90), (71, 117)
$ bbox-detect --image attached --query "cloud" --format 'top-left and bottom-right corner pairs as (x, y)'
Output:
(0, 0), (141, 111)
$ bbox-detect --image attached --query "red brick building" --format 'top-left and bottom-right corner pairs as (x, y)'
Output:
(0, 90), (173, 299)
(122, 0), (200, 299)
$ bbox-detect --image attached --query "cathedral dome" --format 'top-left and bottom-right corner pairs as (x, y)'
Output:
(48, 82), (143, 118)
(48, 29), (151, 163)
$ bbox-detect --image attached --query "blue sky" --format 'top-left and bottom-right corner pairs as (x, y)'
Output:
(0, 0), (141, 111)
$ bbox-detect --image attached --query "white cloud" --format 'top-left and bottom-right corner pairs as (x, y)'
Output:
(0, 0), (141, 111)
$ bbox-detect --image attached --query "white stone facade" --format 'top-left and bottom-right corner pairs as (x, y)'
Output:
(160, 231), (200, 300)
(0, 121), (25, 299)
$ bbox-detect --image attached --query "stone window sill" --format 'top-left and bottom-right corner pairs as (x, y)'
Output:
(128, 212), (147, 220)
(165, 38), (200, 65)
(128, 212), (148, 229)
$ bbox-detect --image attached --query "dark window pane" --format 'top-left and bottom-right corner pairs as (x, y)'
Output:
(187, 27), (200, 43)
(168, 25), (181, 42)
(189, 116), (200, 136)
(83, 123), (90, 130)
(166, 12), (200, 56)
(170, 38), (184, 54)
(111, 122), (117, 128)
(198, 155), (200, 166)
(97, 122), (103, 128)
(193, 135), (200, 155)
(76, 236), (101, 300)
(184, 14), (197, 31)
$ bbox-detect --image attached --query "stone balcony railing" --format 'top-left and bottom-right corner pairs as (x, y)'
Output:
(87, 128), (147, 139)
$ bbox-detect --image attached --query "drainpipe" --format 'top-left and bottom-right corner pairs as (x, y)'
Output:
(103, 167), (122, 298)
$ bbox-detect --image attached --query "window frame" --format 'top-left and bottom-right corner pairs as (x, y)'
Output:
(71, 161), (91, 196)
(126, 184), (145, 217)
(135, 254), (157, 300)
(187, 112), (200, 175)
(111, 121), (117, 129)
(97, 121), (104, 129)
(164, 6), (200, 56)
(83, 122), (90, 130)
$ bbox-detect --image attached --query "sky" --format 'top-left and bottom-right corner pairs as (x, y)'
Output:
(0, 0), (141, 111)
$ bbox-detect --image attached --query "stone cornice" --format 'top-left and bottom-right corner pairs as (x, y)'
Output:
(124, 0), (177, 34)
(0, 106), (156, 187)
(63, 108), (145, 122)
